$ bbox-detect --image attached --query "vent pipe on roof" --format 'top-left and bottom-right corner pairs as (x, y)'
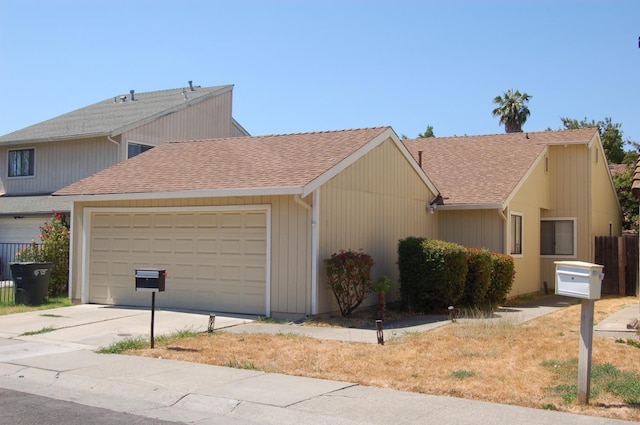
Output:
(182, 88), (188, 100)
(130, 90), (135, 101)
(188, 80), (194, 91)
(418, 150), (423, 168)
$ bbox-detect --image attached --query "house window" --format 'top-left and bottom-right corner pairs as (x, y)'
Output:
(8, 148), (35, 177)
(510, 213), (523, 255)
(540, 218), (576, 256)
(127, 142), (153, 159)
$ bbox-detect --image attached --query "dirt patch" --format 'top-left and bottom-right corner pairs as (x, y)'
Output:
(129, 296), (640, 422)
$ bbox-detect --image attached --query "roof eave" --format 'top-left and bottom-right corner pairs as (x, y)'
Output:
(437, 203), (504, 211)
(0, 132), (111, 145)
(55, 186), (303, 203)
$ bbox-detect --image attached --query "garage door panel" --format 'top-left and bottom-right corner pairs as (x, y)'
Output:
(89, 210), (267, 315)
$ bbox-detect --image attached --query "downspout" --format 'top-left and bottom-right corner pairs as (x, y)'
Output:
(294, 194), (311, 211)
(311, 190), (320, 315)
(498, 206), (508, 254)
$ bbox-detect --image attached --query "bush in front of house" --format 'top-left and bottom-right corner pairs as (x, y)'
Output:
(324, 249), (375, 317)
(483, 252), (515, 309)
(398, 237), (467, 312)
(14, 211), (70, 297)
(460, 248), (494, 307)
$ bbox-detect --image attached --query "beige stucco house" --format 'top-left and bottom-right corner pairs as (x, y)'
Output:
(55, 127), (440, 318)
(404, 128), (623, 296)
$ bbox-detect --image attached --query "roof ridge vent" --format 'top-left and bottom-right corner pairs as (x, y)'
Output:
(130, 90), (135, 101)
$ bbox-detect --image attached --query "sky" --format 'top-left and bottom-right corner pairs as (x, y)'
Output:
(1, 0), (639, 146)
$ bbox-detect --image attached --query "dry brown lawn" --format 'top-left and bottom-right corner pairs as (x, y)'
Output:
(129, 296), (640, 422)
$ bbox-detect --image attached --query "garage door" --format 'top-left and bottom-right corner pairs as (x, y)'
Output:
(88, 209), (268, 315)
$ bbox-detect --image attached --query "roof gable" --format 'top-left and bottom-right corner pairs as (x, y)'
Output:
(0, 85), (232, 144)
(403, 128), (599, 208)
(54, 127), (422, 199)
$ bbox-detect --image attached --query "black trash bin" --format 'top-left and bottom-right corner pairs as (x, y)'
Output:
(9, 262), (53, 306)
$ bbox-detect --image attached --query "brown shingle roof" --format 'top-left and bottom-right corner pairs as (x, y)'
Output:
(54, 127), (391, 197)
(403, 128), (599, 207)
(632, 153), (640, 199)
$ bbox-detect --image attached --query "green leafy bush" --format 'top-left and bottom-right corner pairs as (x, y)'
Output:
(324, 250), (375, 316)
(398, 237), (467, 312)
(14, 212), (70, 297)
(461, 248), (494, 307)
(483, 252), (515, 308)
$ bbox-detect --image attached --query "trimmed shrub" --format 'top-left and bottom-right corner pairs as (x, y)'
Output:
(398, 237), (467, 312)
(461, 248), (494, 307)
(484, 252), (515, 308)
(14, 211), (70, 297)
(324, 250), (375, 316)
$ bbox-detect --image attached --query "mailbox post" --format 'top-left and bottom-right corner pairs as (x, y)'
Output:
(135, 268), (166, 348)
(555, 261), (604, 405)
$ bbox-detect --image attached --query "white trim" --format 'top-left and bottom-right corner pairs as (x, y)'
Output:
(311, 190), (320, 315)
(56, 186), (302, 202)
(503, 147), (548, 207)
(540, 217), (578, 259)
(125, 139), (155, 159)
(509, 211), (524, 258)
(81, 204), (272, 316)
(436, 203), (504, 211)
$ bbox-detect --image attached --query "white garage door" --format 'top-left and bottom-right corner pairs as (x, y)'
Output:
(88, 208), (268, 315)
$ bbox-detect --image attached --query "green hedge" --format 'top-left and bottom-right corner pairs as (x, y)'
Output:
(398, 237), (467, 312)
(483, 252), (515, 308)
(461, 248), (494, 307)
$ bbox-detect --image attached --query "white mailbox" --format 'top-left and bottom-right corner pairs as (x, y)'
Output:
(555, 261), (604, 300)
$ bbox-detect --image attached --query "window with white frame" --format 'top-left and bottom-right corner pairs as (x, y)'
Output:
(510, 213), (523, 255)
(540, 218), (576, 256)
(127, 142), (153, 159)
(8, 148), (35, 177)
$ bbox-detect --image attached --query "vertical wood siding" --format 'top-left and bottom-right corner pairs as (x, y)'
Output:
(438, 210), (504, 253)
(317, 138), (438, 313)
(71, 195), (310, 316)
(121, 91), (234, 151)
(1, 138), (118, 195)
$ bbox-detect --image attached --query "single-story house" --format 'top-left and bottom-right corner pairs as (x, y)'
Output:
(55, 127), (440, 318)
(403, 128), (623, 296)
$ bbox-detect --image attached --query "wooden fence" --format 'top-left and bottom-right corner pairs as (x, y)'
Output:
(594, 235), (638, 296)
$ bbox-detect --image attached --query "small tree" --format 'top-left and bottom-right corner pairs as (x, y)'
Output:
(14, 211), (70, 297)
(371, 275), (392, 321)
(324, 250), (375, 316)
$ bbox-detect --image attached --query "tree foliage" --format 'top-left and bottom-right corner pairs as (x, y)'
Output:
(560, 117), (626, 164)
(492, 89), (531, 133)
(613, 164), (639, 232)
(418, 125), (435, 138)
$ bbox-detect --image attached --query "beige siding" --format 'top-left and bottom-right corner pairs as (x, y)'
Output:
(121, 91), (234, 154)
(317, 138), (438, 314)
(540, 144), (591, 288)
(438, 210), (504, 253)
(70, 195), (310, 316)
(1, 137), (118, 195)
(590, 143), (622, 238)
(508, 153), (550, 295)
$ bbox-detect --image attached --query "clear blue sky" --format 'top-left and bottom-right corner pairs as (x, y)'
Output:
(1, 0), (639, 145)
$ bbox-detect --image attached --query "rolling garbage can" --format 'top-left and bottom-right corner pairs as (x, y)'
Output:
(9, 262), (53, 305)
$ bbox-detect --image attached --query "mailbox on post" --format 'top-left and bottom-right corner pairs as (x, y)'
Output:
(135, 268), (166, 292)
(555, 261), (604, 300)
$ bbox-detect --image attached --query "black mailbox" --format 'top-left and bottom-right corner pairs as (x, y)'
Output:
(135, 268), (166, 292)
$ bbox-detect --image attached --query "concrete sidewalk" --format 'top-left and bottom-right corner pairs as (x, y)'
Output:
(0, 298), (637, 424)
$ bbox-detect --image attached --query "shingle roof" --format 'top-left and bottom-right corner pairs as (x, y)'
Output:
(54, 127), (392, 197)
(403, 128), (599, 207)
(632, 153), (640, 199)
(0, 85), (232, 144)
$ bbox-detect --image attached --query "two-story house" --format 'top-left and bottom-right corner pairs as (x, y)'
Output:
(0, 82), (248, 276)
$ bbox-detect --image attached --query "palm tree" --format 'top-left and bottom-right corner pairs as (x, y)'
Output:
(492, 89), (531, 133)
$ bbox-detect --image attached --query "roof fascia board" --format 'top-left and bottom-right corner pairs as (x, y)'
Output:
(301, 128), (393, 197)
(537, 140), (590, 146)
(437, 203), (504, 211)
(0, 132), (111, 145)
(56, 186), (302, 203)
(502, 146), (549, 208)
(110, 85), (233, 137)
(392, 132), (441, 195)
